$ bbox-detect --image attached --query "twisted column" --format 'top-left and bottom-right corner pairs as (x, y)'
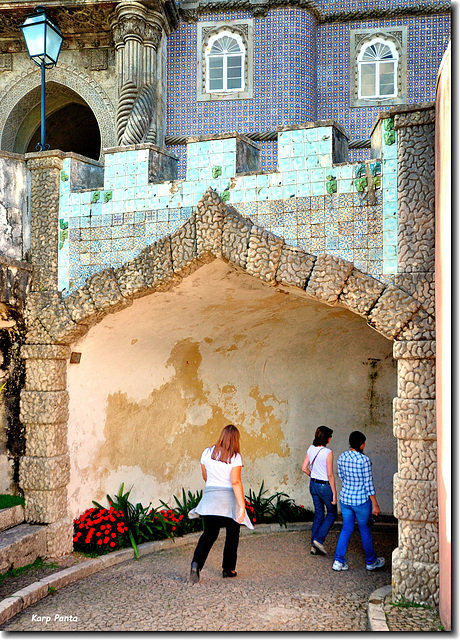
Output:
(110, 1), (165, 146)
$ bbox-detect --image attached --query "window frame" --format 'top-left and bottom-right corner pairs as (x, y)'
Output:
(197, 20), (254, 102)
(205, 31), (245, 94)
(349, 27), (407, 108)
(357, 38), (398, 99)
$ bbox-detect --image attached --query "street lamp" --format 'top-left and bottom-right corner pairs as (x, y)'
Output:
(21, 6), (64, 151)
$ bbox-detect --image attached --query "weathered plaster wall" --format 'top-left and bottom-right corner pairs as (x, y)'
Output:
(0, 151), (29, 260)
(66, 259), (396, 517)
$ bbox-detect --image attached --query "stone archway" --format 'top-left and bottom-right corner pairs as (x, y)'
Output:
(0, 64), (116, 157)
(19, 186), (437, 604)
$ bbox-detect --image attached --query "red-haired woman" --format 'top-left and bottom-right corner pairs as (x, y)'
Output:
(188, 424), (253, 583)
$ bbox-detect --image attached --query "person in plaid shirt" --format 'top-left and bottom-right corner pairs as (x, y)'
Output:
(332, 431), (385, 572)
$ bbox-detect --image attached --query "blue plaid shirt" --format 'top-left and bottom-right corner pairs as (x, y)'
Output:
(337, 449), (375, 506)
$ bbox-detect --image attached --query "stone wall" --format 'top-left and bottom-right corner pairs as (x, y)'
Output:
(64, 259), (397, 516)
(5, 106), (437, 606)
(0, 152), (29, 261)
(390, 105), (438, 606)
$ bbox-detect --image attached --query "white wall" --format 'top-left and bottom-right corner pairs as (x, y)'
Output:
(67, 259), (397, 517)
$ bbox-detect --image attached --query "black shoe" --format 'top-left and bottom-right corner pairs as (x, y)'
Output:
(222, 570), (237, 578)
(190, 562), (200, 583)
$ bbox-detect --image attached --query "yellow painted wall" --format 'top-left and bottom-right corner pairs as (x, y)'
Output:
(67, 260), (396, 517)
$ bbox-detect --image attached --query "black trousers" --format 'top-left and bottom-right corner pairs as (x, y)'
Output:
(192, 515), (241, 572)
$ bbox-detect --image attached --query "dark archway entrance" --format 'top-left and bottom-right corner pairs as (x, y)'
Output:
(26, 102), (101, 160)
(12, 82), (101, 160)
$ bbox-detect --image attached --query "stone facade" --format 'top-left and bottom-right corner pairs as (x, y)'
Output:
(13, 106), (437, 605)
(0, 0), (445, 610)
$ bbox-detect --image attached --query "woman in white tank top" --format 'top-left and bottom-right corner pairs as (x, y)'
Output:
(302, 425), (337, 556)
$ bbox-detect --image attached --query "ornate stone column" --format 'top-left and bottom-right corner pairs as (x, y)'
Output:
(392, 105), (438, 605)
(110, 0), (177, 147)
(20, 152), (72, 556)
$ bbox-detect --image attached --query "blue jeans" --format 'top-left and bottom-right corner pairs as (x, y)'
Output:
(309, 480), (337, 544)
(334, 499), (377, 565)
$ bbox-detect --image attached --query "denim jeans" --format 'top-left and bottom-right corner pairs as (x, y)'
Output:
(309, 480), (337, 545)
(334, 499), (377, 565)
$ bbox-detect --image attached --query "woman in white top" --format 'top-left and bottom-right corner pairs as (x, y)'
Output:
(302, 425), (337, 556)
(188, 424), (253, 583)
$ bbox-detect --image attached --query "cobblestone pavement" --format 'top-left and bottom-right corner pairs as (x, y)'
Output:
(1, 528), (398, 632)
(384, 593), (443, 632)
(0, 553), (89, 602)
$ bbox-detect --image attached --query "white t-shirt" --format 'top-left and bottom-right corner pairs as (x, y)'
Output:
(200, 446), (243, 488)
(307, 445), (332, 482)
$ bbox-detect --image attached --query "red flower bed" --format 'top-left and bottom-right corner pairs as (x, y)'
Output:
(158, 508), (186, 535)
(245, 500), (257, 524)
(73, 507), (128, 555)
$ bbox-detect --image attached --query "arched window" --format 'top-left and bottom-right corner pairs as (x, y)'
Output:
(358, 39), (398, 99)
(205, 31), (245, 93)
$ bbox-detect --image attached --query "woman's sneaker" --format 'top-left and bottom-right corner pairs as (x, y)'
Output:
(310, 546), (317, 555)
(366, 557), (385, 571)
(313, 540), (327, 555)
(332, 560), (349, 571)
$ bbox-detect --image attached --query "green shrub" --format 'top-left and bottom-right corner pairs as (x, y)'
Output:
(0, 494), (25, 510)
(160, 489), (203, 536)
(73, 481), (313, 556)
(245, 481), (275, 523)
(245, 482), (313, 527)
(93, 484), (170, 558)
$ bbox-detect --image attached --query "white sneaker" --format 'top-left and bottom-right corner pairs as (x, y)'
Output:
(366, 557), (385, 570)
(332, 560), (349, 571)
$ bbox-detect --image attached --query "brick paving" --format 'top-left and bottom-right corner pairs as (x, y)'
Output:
(0, 528), (399, 632)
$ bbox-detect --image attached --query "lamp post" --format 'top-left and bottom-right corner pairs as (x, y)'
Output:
(21, 6), (64, 151)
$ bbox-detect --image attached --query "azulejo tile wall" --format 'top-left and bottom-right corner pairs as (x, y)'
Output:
(316, 14), (451, 143)
(58, 118), (397, 293)
(165, 6), (449, 174)
(167, 8), (318, 175)
(316, 0), (445, 11)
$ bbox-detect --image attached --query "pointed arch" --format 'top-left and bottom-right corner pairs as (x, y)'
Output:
(20, 188), (437, 603)
(28, 188), (425, 346)
(0, 64), (116, 157)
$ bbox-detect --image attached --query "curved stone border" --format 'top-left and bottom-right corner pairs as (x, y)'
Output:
(0, 523), (309, 627)
(368, 585), (392, 632)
